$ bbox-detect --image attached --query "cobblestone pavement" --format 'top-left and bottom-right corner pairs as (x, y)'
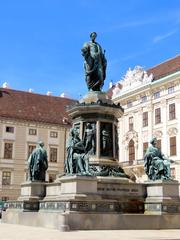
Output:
(0, 223), (180, 240)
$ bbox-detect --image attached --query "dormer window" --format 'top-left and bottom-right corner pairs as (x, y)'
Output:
(141, 95), (147, 103)
(168, 86), (174, 94)
(154, 91), (160, 99)
(127, 100), (132, 108)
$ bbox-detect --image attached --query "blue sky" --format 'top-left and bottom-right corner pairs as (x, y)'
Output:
(0, 0), (179, 99)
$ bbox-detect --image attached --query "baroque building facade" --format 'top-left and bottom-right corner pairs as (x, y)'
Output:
(0, 88), (76, 200)
(112, 55), (180, 182)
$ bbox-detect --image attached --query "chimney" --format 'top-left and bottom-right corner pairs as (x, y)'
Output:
(28, 88), (34, 93)
(47, 91), (52, 96)
(109, 80), (113, 89)
(2, 82), (9, 88)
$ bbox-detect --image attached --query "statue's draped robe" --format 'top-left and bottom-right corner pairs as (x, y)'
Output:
(28, 147), (48, 181)
(82, 41), (107, 91)
(144, 145), (170, 180)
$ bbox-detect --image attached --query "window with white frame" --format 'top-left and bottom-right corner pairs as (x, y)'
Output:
(170, 136), (176, 156)
(168, 86), (174, 94)
(5, 126), (14, 133)
(155, 108), (161, 124)
(129, 117), (134, 131)
(127, 100), (132, 108)
(143, 142), (148, 157)
(49, 147), (58, 162)
(27, 144), (36, 158)
(143, 112), (148, 127)
(4, 142), (13, 159)
(129, 139), (135, 162)
(154, 91), (160, 99)
(170, 167), (176, 179)
(169, 103), (176, 120)
(2, 171), (11, 185)
(29, 128), (37, 135)
(50, 131), (58, 138)
(141, 95), (147, 103)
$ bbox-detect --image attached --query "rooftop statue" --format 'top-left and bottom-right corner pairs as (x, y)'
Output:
(81, 32), (107, 91)
(64, 127), (91, 176)
(144, 137), (171, 181)
(28, 141), (48, 182)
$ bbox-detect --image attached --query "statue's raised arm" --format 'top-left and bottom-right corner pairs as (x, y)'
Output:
(81, 32), (107, 91)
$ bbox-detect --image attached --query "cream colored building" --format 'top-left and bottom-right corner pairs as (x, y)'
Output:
(112, 55), (180, 182)
(0, 88), (75, 200)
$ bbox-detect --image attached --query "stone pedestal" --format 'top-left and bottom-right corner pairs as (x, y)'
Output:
(79, 91), (112, 105)
(44, 176), (99, 201)
(3, 177), (180, 230)
(145, 180), (180, 214)
(16, 181), (46, 211)
(19, 181), (46, 201)
(67, 91), (125, 176)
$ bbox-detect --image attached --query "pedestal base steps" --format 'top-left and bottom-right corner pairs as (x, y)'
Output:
(2, 177), (180, 230)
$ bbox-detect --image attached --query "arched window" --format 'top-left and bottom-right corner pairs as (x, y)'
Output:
(129, 139), (135, 163)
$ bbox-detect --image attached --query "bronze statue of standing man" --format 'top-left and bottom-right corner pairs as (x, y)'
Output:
(81, 32), (107, 91)
(28, 141), (48, 182)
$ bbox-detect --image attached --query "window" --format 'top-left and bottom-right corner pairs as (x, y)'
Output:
(170, 136), (176, 156)
(27, 144), (36, 158)
(1, 196), (9, 201)
(141, 95), (147, 103)
(6, 126), (14, 133)
(29, 128), (37, 135)
(143, 142), (148, 156)
(170, 168), (176, 179)
(168, 86), (174, 94)
(169, 103), (176, 120)
(157, 139), (161, 150)
(129, 117), (133, 131)
(2, 171), (11, 185)
(49, 173), (56, 183)
(127, 100), (132, 108)
(155, 108), (161, 124)
(154, 91), (160, 99)
(129, 139), (135, 162)
(50, 147), (57, 162)
(4, 143), (13, 159)
(50, 131), (58, 138)
(143, 112), (148, 127)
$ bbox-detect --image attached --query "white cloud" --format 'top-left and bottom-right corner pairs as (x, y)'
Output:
(106, 19), (155, 32)
(153, 29), (178, 43)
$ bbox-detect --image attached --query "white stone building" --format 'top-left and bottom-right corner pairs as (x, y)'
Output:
(111, 55), (180, 182)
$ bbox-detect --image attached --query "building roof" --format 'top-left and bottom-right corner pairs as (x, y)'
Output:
(147, 54), (180, 80)
(0, 88), (77, 125)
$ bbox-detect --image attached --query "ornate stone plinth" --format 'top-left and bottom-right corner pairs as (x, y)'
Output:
(67, 91), (125, 177)
(144, 180), (180, 214)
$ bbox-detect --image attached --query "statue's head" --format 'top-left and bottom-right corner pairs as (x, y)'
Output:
(38, 141), (44, 147)
(90, 32), (97, 41)
(150, 137), (157, 145)
(86, 123), (92, 129)
(70, 127), (79, 137)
